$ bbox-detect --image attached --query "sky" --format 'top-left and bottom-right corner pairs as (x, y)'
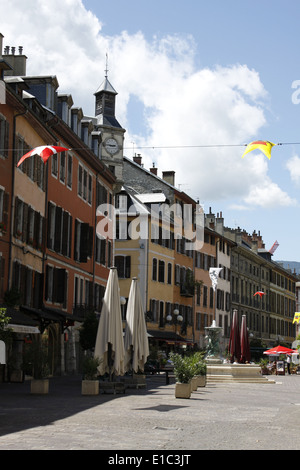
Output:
(1, 0), (300, 263)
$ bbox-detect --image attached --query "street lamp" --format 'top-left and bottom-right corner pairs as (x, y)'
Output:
(120, 296), (126, 320)
(166, 308), (183, 335)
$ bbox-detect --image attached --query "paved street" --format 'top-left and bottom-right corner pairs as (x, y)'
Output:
(0, 373), (300, 452)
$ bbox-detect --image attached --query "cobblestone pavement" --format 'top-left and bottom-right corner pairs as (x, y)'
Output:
(0, 373), (300, 451)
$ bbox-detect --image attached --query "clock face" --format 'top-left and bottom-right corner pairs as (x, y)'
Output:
(105, 138), (119, 155)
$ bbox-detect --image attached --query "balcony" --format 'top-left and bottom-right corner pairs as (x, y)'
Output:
(180, 283), (194, 297)
(72, 303), (94, 321)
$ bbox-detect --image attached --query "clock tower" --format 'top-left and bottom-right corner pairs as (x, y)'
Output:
(94, 66), (125, 192)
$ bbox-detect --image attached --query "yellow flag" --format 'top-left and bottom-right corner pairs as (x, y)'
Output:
(293, 312), (300, 324)
(242, 141), (276, 160)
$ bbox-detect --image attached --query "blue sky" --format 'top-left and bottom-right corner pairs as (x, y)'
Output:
(2, 0), (300, 262)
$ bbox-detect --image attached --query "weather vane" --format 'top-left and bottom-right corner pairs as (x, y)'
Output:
(105, 53), (109, 78)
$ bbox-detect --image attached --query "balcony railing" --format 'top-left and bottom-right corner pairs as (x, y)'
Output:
(180, 283), (194, 297)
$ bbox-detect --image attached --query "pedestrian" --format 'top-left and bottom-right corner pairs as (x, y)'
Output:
(287, 354), (291, 374)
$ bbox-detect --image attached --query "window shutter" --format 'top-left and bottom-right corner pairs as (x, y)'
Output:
(100, 238), (106, 265)
(125, 256), (131, 278)
(20, 264), (26, 304)
(54, 268), (66, 304)
(80, 223), (89, 262)
(62, 211), (69, 256)
(4, 120), (9, 158)
(74, 219), (79, 260)
(54, 206), (62, 252)
(3, 192), (9, 227)
(47, 202), (54, 249)
(22, 203), (28, 242)
(88, 225), (94, 258)
(68, 215), (73, 258)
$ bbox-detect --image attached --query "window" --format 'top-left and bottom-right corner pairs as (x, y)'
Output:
(167, 263), (172, 284)
(27, 206), (35, 244)
(83, 169), (87, 200)
(149, 299), (158, 322)
(158, 260), (165, 283)
(51, 152), (58, 177)
(159, 301), (164, 327)
(78, 165), (83, 196)
(74, 219), (93, 263)
(96, 182), (108, 206)
(88, 174), (92, 204)
(47, 202), (56, 250)
(0, 115), (9, 158)
(196, 312), (201, 331)
(203, 286), (207, 307)
(47, 203), (72, 256)
(196, 283), (201, 305)
(116, 194), (128, 212)
(60, 151), (66, 183)
(95, 283), (105, 311)
(175, 264), (180, 284)
(95, 236), (106, 265)
(115, 255), (131, 278)
(152, 258), (157, 281)
(209, 287), (214, 308)
(14, 197), (23, 238)
(67, 154), (73, 188)
(46, 266), (67, 306)
(107, 240), (112, 267)
(0, 188), (8, 229)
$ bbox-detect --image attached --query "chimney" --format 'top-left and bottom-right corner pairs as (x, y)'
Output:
(150, 163), (157, 175)
(0, 34), (13, 87)
(3, 43), (27, 77)
(133, 154), (142, 166)
(162, 170), (175, 186)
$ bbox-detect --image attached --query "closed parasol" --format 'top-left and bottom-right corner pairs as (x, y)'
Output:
(228, 309), (241, 363)
(124, 277), (149, 373)
(94, 267), (125, 379)
(240, 315), (251, 363)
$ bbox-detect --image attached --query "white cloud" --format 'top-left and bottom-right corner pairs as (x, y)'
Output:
(1, 0), (296, 210)
(286, 154), (300, 184)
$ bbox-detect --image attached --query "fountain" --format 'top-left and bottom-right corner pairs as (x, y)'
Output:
(204, 320), (274, 383)
(204, 320), (223, 364)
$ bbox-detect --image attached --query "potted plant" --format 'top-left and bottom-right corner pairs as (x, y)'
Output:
(192, 352), (207, 387)
(81, 355), (100, 395)
(170, 353), (195, 398)
(259, 358), (269, 375)
(23, 340), (50, 394)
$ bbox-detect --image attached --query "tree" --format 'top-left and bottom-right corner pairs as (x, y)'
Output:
(0, 307), (13, 346)
(79, 311), (98, 351)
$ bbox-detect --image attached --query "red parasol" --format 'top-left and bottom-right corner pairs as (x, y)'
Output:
(228, 309), (241, 363)
(17, 145), (69, 167)
(240, 315), (251, 363)
(253, 291), (265, 298)
(263, 345), (294, 355)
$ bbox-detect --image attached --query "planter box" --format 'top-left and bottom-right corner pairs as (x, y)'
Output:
(9, 370), (24, 383)
(99, 381), (125, 394)
(191, 376), (198, 391)
(81, 380), (99, 395)
(31, 379), (49, 394)
(196, 375), (206, 387)
(175, 382), (191, 399)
